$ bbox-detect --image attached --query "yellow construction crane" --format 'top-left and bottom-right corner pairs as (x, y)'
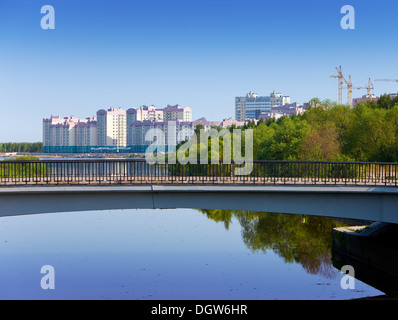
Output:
(347, 78), (375, 98)
(345, 74), (353, 107)
(330, 66), (344, 105)
(330, 66), (353, 106)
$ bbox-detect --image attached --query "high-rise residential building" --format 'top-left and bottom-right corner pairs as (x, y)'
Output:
(43, 103), (230, 153)
(96, 107), (127, 148)
(162, 105), (192, 122)
(235, 91), (290, 121)
(127, 105), (164, 123)
(126, 105), (192, 147)
(75, 117), (98, 149)
(129, 120), (195, 152)
(43, 116), (97, 153)
(126, 104), (191, 123)
(43, 116), (65, 149)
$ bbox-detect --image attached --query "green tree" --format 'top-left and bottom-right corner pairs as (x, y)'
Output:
(257, 117), (311, 160)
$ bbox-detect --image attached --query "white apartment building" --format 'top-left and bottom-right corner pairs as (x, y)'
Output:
(75, 118), (98, 147)
(96, 107), (127, 147)
(127, 105), (164, 123)
(235, 91), (290, 121)
(129, 120), (195, 148)
(43, 116), (97, 152)
(126, 105), (192, 146)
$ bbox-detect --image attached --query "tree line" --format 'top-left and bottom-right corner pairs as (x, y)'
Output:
(175, 93), (398, 163)
(222, 93), (398, 163)
(0, 142), (43, 153)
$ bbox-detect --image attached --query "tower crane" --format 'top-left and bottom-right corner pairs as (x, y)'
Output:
(347, 78), (375, 98)
(330, 66), (344, 105)
(345, 74), (353, 107)
(330, 66), (354, 106)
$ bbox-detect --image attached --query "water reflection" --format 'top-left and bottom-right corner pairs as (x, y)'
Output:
(199, 209), (398, 298)
(198, 210), (345, 279)
(0, 208), (387, 299)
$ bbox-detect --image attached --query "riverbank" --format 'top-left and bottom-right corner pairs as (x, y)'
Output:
(332, 222), (398, 297)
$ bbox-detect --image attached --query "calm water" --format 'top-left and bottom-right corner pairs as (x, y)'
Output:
(0, 208), (385, 300)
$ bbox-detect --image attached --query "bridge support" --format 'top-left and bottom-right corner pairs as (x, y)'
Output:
(332, 222), (398, 296)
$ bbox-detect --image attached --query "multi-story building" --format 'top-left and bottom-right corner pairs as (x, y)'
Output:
(75, 118), (98, 150)
(258, 103), (308, 121)
(352, 94), (379, 106)
(126, 105), (192, 148)
(43, 116), (97, 153)
(219, 118), (246, 128)
(44, 104), (239, 153)
(127, 105), (164, 123)
(96, 107), (127, 148)
(162, 105), (192, 122)
(235, 91), (290, 121)
(191, 117), (221, 131)
(126, 105), (191, 123)
(43, 116), (65, 149)
(129, 120), (195, 152)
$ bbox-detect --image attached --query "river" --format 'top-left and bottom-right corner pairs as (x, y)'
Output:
(0, 208), (386, 300)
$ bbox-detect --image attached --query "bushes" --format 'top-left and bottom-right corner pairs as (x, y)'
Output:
(0, 156), (48, 178)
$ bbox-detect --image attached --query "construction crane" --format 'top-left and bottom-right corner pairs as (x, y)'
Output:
(347, 78), (375, 98)
(330, 66), (354, 106)
(330, 66), (344, 105)
(345, 74), (353, 107)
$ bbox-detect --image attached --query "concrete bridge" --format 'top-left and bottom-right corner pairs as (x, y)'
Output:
(1, 184), (398, 223)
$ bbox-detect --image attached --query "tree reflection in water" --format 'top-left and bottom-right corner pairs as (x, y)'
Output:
(197, 209), (347, 279)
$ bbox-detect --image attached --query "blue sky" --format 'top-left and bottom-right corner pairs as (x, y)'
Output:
(0, 0), (398, 141)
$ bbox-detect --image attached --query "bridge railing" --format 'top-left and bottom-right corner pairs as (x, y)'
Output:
(0, 159), (397, 186)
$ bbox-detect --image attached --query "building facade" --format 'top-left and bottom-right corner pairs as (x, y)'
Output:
(162, 105), (192, 122)
(43, 104), (195, 153)
(43, 116), (98, 153)
(96, 107), (127, 149)
(235, 91), (290, 121)
(258, 103), (308, 121)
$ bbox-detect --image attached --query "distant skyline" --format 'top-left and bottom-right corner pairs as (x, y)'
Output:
(1, 0), (398, 142)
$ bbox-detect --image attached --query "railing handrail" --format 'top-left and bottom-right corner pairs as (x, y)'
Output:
(1, 159), (398, 165)
(1, 159), (398, 187)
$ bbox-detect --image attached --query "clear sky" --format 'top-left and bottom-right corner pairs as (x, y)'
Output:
(0, 0), (397, 142)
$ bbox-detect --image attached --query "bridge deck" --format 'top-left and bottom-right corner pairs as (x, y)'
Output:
(0, 176), (397, 187)
(0, 184), (398, 224)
